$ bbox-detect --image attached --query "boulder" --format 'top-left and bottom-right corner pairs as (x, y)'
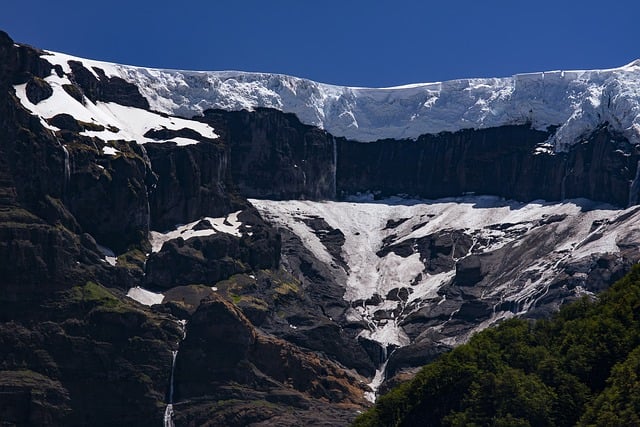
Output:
(25, 76), (53, 104)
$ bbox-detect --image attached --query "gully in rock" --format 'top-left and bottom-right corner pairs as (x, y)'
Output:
(365, 345), (396, 403)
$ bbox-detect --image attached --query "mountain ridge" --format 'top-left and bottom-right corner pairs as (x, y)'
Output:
(2, 28), (640, 426)
(39, 48), (640, 147)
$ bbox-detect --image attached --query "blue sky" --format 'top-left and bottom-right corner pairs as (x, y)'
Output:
(1, 1), (638, 87)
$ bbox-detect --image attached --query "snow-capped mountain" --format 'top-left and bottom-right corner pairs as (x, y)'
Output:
(2, 29), (640, 426)
(41, 51), (640, 149)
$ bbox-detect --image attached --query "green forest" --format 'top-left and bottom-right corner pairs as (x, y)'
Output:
(354, 264), (640, 426)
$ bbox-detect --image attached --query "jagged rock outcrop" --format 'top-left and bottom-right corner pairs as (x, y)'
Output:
(66, 60), (149, 109)
(0, 31), (52, 86)
(25, 76), (52, 104)
(146, 207), (280, 288)
(173, 294), (368, 426)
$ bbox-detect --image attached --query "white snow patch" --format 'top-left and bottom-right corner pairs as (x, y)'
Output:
(102, 146), (120, 156)
(126, 286), (164, 306)
(96, 243), (117, 266)
(165, 137), (201, 146)
(149, 211), (243, 252)
(359, 322), (410, 348)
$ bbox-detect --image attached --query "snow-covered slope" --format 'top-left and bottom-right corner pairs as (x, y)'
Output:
(251, 196), (640, 366)
(40, 51), (640, 149)
(13, 54), (218, 146)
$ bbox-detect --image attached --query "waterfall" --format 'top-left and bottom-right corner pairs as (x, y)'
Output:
(217, 151), (228, 183)
(62, 144), (70, 185)
(364, 344), (395, 403)
(164, 320), (186, 427)
(138, 143), (153, 234)
(57, 141), (70, 198)
(365, 359), (389, 403)
(332, 136), (337, 199)
(629, 160), (640, 206)
(168, 351), (177, 403)
(163, 350), (178, 427)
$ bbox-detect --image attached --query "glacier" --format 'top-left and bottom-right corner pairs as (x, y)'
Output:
(42, 51), (640, 150)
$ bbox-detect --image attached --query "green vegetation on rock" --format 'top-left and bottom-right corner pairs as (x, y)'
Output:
(68, 281), (121, 308)
(354, 264), (640, 427)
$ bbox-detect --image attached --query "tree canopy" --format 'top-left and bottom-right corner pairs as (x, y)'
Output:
(354, 264), (640, 426)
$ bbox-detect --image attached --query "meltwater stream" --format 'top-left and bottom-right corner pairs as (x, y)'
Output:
(164, 320), (186, 427)
(163, 351), (178, 427)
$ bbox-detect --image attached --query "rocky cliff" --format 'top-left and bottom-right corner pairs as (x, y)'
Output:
(2, 28), (640, 426)
(338, 124), (639, 207)
(0, 32), (368, 426)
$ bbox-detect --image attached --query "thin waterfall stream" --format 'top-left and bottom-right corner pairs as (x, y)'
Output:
(163, 320), (186, 427)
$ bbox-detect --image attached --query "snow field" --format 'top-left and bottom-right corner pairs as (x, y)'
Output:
(14, 54), (218, 148)
(250, 197), (638, 352)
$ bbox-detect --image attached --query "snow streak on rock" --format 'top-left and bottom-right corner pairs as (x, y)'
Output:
(149, 211), (244, 253)
(13, 54), (218, 147)
(251, 196), (640, 353)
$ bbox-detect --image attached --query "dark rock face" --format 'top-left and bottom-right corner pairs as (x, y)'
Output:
(144, 127), (215, 142)
(0, 283), (182, 427)
(273, 228), (376, 376)
(48, 113), (84, 132)
(146, 208), (280, 288)
(178, 296), (257, 387)
(0, 31), (52, 86)
(64, 139), (155, 252)
(454, 254), (484, 286)
(0, 37), (111, 291)
(200, 108), (337, 200)
(385, 339), (450, 381)
(379, 230), (473, 274)
(299, 215), (348, 270)
(145, 141), (234, 231)
(562, 125), (640, 206)
(0, 210), (107, 294)
(0, 370), (70, 426)
(337, 124), (639, 207)
(175, 294), (368, 425)
(337, 125), (551, 200)
(146, 234), (245, 288)
(67, 60), (149, 109)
